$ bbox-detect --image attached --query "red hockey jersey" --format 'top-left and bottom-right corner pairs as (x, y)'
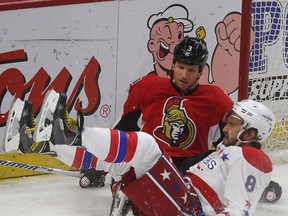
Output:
(118, 75), (233, 157)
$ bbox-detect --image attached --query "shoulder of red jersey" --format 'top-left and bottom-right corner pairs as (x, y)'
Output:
(241, 146), (272, 173)
(130, 73), (169, 89)
(130, 73), (156, 85)
(197, 84), (233, 108)
(198, 84), (229, 95)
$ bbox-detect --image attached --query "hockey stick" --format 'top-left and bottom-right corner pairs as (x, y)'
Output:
(0, 159), (82, 178)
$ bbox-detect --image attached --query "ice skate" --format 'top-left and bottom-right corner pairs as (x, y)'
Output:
(19, 100), (51, 154)
(5, 98), (25, 152)
(34, 89), (82, 146)
(33, 89), (64, 142)
(5, 98), (51, 154)
(110, 183), (132, 216)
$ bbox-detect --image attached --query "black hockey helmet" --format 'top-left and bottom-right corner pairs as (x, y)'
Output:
(173, 36), (208, 71)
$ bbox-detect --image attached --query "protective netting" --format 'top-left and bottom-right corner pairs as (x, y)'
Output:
(248, 0), (288, 163)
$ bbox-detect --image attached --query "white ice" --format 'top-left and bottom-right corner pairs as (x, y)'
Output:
(0, 163), (287, 216)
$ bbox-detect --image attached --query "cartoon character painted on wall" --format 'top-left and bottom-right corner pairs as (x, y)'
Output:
(146, 4), (254, 96)
(146, 4), (194, 78)
(211, 12), (254, 95)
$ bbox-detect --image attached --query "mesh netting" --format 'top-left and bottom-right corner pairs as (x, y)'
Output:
(248, 0), (288, 157)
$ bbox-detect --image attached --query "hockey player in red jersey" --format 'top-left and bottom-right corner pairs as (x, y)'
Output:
(114, 36), (233, 169)
(77, 36), (233, 190)
(108, 36), (233, 213)
(18, 97), (276, 215)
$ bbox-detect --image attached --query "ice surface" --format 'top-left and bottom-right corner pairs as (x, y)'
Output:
(0, 164), (287, 216)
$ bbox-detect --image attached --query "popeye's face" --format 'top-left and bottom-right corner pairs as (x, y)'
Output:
(222, 112), (243, 146)
(148, 20), (184, 76)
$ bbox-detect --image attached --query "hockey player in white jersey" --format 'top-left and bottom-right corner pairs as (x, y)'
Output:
(17, 93), (276, 215)
(185, 100), (275, 215)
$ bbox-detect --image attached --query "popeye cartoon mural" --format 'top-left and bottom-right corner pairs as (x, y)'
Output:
(146, 4), (253, 96)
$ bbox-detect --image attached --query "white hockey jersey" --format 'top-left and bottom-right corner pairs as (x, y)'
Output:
(186, 143), (272, 216)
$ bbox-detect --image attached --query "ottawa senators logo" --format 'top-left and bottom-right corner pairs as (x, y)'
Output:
(153, 97), (196, 149)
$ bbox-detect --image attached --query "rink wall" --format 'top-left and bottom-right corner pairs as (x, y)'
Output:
(0, 0), (242, 178)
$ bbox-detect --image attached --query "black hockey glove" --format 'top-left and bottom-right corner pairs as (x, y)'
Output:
(259, 180), (282, 203)
(79, 169), (106, 188)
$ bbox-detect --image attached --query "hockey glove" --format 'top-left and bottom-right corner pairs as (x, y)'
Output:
(79, 169), (106, 188)
(259, 180), (282, 203)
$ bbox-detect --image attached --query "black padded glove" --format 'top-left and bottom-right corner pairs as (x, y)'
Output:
(79, 169), (106, 188)
(259, 180), (282, 203)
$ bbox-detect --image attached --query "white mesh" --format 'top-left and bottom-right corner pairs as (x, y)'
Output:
(248, 0), (288, 163)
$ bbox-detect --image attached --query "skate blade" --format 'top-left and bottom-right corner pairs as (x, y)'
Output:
(4, 98), (25, 152)
(110, 187), (131, 216)
(33, 90), (59, 142)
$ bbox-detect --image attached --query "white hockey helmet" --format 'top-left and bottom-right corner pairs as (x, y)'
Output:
(232, 99), (275, 143)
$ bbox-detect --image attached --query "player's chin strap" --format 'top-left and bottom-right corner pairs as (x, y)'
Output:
(231, 114), (260, 146)
(235, 129), (260, 146)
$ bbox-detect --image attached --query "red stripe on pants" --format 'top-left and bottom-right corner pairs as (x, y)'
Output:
(124, 132), (138, 162)
(71, 147), (85, 169)
(105, 129), (119, 162)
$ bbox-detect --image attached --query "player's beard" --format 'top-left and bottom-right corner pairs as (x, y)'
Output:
(173, 79), (199, 94)
(223, 133), (238, 146)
